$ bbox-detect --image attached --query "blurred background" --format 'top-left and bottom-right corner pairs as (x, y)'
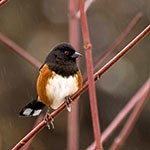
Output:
(0, 0), (149, 149)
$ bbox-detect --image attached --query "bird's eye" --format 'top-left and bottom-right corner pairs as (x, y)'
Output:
(64, 51), (69, 56)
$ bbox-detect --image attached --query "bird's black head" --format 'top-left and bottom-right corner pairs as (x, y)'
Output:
(45, 43), (82, 77)
(45, 43), (82, 64)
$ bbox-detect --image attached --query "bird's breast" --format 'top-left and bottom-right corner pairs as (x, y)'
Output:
(46, 73), (78, 109)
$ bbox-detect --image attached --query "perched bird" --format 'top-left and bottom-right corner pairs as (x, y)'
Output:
(19, 43), (83, 117)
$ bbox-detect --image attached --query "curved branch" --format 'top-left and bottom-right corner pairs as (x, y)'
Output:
(109, 78), (150, 150)
(0, 33), (41, 68)
(0, 0), (9, 7)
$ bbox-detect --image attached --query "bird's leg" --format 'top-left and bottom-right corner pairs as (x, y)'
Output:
(65, 96), (73, 112)
(44, 109), (55, 129)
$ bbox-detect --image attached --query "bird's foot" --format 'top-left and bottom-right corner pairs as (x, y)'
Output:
(65, 96), (73, 112)
(44, 110), (55, 129)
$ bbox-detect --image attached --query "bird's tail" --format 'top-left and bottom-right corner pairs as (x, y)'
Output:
(19, 99), (45, 117)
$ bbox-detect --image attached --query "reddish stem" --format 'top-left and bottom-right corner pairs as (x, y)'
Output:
(94, 12), (143, 70)
(87, 78), (150, 150)
(11, 24), (150, 150)
(79, 0), (102, 149)
(67, 0), (80, 150)
(0, 33), (41, 68)
(0, 0), (9, 7)
(109, 78), (150, 150)
(94, 24), (150, 80)
(76, 0), (95, 18)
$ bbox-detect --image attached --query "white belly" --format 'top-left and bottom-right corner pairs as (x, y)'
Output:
(46, 73), (78, 109)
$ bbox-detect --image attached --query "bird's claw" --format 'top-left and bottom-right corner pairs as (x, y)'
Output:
(44, 111), (55, 129)
(65, 96), (73, 112)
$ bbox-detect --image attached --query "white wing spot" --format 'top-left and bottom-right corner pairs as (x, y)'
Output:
(32, 110), (42, 116)
(23, 108), (32, 116)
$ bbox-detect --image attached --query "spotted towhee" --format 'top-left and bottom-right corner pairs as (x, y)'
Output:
(19, 43), (83, 117)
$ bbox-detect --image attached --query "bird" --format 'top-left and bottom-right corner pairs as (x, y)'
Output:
(19, 43), (83, 118)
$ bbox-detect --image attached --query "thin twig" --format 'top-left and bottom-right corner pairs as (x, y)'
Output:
(79, 0), (102, 149)
(94, 24), (150, 80)
(0, 33), (41, 68)
(87, 78), (150, 150)
(109, 78), (150, 150)
(94, 12), (143, 70)
(0, 0), (9, 7)
(11, 24), (150, 150)
(67, 0), (80, 150)
(76, 0), (95, 18)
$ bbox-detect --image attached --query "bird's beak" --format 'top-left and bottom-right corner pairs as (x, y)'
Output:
(71, 52), (82, 58)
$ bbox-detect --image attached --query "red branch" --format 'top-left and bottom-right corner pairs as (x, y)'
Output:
(79, 0), (102, 149)
(109, 78), (150, 150)
(94, 24), (150, 79)
(0, 33), (41, 68)
(10, 24), (150, 150)
(0, 0), (9, 7)
(67, 0), (80, 150)
(87, 78), (150, 150)
(76, 0), (95, 18)
(94, 12), (143, 70)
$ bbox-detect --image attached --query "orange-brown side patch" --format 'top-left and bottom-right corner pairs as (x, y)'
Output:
(36, 64), (54, 106)
(75, 71), (83, 88)
(74, 71), (83, 101)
